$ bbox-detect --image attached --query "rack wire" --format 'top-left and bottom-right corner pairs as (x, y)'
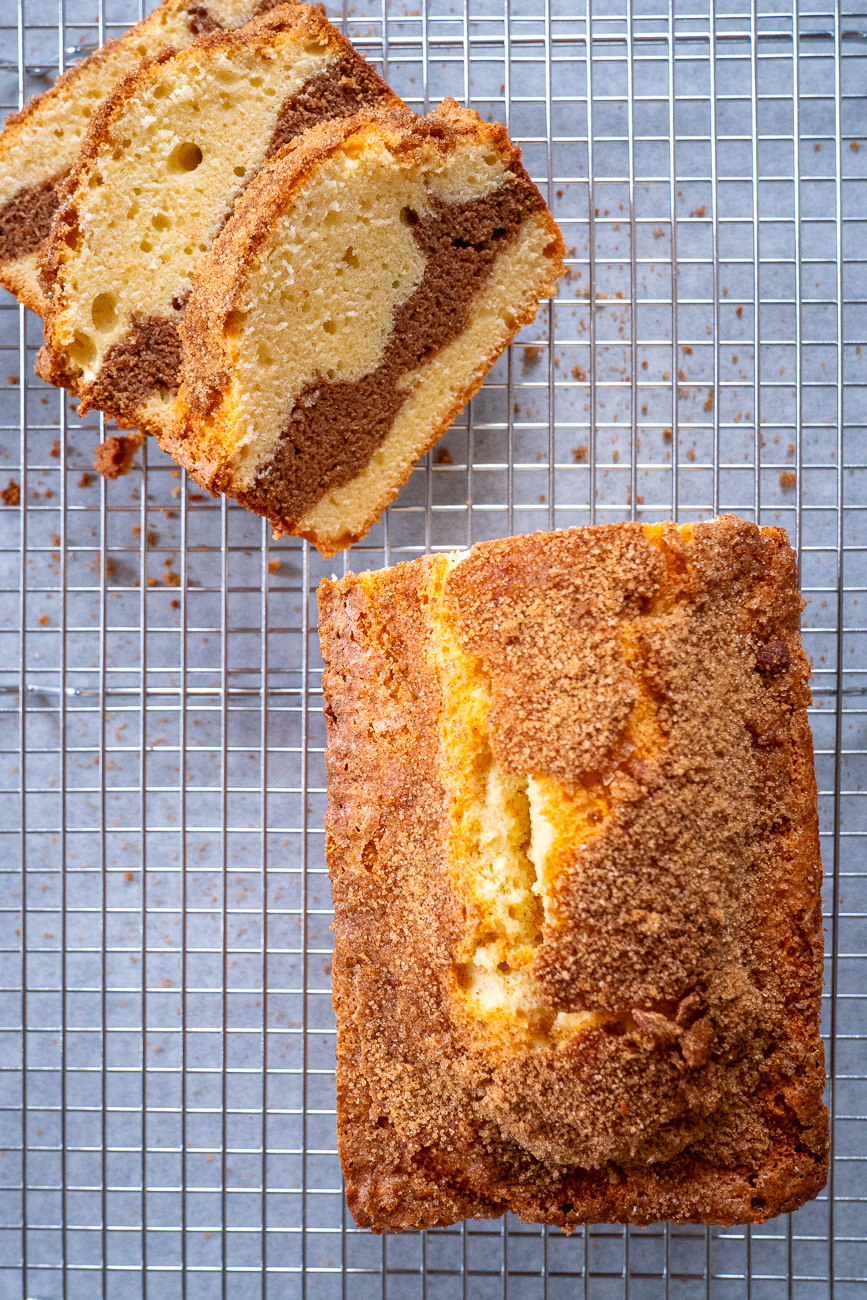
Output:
(0, 0), (865, 1295)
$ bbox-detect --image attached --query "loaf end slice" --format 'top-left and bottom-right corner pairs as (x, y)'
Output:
(161, 99), (565, 555)
(35, 1), (400, 436)
(319, 516), (827, 1231)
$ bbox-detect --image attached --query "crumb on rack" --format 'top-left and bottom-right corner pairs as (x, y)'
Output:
(434, 447), (453, 465)
(1, 479), (20, 506)
(94, 433), (141, 479)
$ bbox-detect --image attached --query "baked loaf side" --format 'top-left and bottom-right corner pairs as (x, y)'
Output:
(0, 0), (278, 315)
(35, 1), (400, 436)
(161, 100), (564, 555)
(319, 516), (827, 1232)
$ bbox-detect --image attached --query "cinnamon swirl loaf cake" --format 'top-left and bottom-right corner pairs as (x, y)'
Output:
(318, 516), (828, 1231)
(161, 101), (564, 555)
(36, 2), (400, 436)
(0, 0), (280, 315)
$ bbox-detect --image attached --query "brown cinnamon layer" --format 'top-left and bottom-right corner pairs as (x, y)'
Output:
(87, 315), (185, 415)
(266, 50), (394, 158)
(0, 175), (64, 263)
(237, 176), (544, 526)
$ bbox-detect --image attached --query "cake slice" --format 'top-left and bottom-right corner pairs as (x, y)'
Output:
(160, 101), (564, 555)
(0, 0), (283, 315)
(318, 516), (828, 1231)
(35, 2), (400, 438)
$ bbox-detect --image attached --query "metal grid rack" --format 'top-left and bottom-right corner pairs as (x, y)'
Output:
(0, 0), (864, 1294)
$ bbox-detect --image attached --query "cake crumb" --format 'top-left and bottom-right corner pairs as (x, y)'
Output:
(77, 473), (92, 489)
(1, 479), (20, 505)
(434, 447), (453, 465)
(522, 346), (543, 371)
(268, 560), (281, 574)
(572, 445), (588, 461)
(49, 439), (60, 458)
(779, 470), (797, 489)
(94, 433), (141, 479)
(571, 364), (587, 381)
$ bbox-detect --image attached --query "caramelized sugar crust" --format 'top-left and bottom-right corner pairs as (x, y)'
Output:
(318, 516), (827, 1232)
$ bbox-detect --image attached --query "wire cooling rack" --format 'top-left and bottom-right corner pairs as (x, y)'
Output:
(0, 0), (865, 1295)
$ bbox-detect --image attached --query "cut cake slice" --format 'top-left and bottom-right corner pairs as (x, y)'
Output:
(0, 0), (282, 315)
(318, 516), (828, 1231)
(161, 101), (565, 555)
(35, 1), (400, 439)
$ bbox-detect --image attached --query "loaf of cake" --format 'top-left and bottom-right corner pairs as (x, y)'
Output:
(36, 2), (400, 438)
(161, 101), (564, 555)
(318, 516), (828, 1231)
(0, 0), (280, 315)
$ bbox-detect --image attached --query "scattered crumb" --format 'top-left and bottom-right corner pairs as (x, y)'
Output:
(124, 872), (134, 883)
(686, 448), (696, 461)
(682, 346), (692, 355)
(653, 228), (664, 238)
(703, 389), (715, 411)
(268, 560), (281, 574)
(188, 492), (206, 502)
(1, 479), (20, 506)
(170, 470), (181, 479)
(814, 143), (821, 151)
(612, 450), (619, 463)
(6, 375), (18, 385)
(851, 140), (860, 152)
(93, 433), (141, 479)
(522, 345), (543, 371)
(572, 445), (588, 461)
(147, 576), (158, 587)
(38, 614), (49, 626)
(163, 570), (181, 587)
(49, 439), (60, 458)
(780, 470), (797, 489)
(77, 473), (92, 489)
(170, 599), (180, 610)
(663, 429), (673, 442)
(570, 364), (586, 382)
(736, 305), (743, 317)
(641, 360), (648, 370)
(539, 494), (546, 503)
(434, 447), (453, 465)
(690, 205), (706, 217)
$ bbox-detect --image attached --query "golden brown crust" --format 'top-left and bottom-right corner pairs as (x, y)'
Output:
(36, 1), (396, 408)
(319, 517), (827, 1232)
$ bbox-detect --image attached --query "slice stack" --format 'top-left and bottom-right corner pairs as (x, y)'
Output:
(35, 2), (401, 439)
(162, 101), (565, 555)
(0, 0), (281, 315)
(4, 0), (565, 551)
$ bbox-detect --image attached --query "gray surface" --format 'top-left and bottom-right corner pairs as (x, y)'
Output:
(0, 0), (865, 1295)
